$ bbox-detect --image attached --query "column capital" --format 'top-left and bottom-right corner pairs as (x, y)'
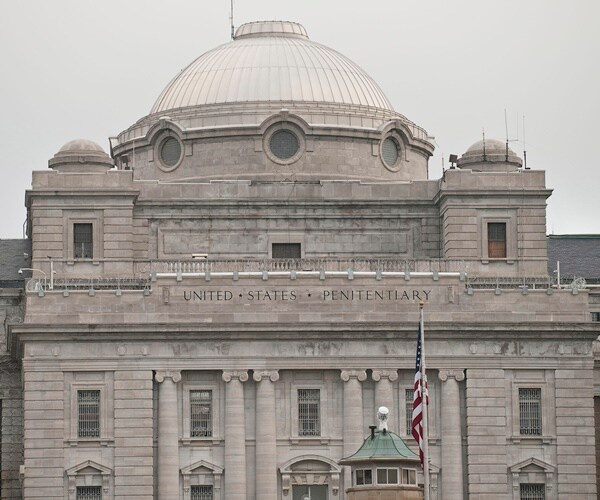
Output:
(155, 370), (181, 383)
(372, 369), (399, 382)
(438, 369), (465, 382)
(340, 369), (367, 382)
(222, 370), (249, 383)
(253, 370), (279, 382)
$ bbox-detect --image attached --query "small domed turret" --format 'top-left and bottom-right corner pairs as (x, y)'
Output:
(49, 139), (114, 172)
(457, 138), (522, 172)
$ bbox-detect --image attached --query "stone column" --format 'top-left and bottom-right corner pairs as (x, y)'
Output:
(439, 369), (465, 500)
(222, 370), (249, 500)
(155, 370), (181, 500)
(372, 369), (398, 431)
(253, 370), (279, 499)
(341, 369), (367, 491)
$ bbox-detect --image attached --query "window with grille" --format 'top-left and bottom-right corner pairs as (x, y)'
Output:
(382, 137), (399, 167)
(160, 137), (182, 167)
(191, 485), (213, 500)
(272, 243), (301, 259)
(270, 130), (299, 160)
(190, 390), (212, 437)
(298, 389), (320, 436)
(376, 467), (399, 485)
(78, 390), (100, 438)
(488, 222), (507, 258)
(405, 389), (414, 436)
(356, 468), (372, 485)
(76, 486), (102, 500)
(519, 388), (542, 435)
(74, 223), (93, 259)
(520, 483), (545, 499)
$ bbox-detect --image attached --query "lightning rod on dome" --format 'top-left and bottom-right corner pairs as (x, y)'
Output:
(229, 0), (235, 40)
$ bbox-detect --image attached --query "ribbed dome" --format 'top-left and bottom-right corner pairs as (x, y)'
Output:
(151, 21), (394, 114)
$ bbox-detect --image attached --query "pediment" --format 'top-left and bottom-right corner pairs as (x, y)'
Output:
(510, 457), (555, 474)
(181, 459), (223, 476)
(66, 460), (112, 477)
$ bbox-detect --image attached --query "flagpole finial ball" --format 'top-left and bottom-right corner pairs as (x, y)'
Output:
(419, 300), (425, 308)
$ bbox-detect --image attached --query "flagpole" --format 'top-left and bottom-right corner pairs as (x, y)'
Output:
(420, 301), (431, 500)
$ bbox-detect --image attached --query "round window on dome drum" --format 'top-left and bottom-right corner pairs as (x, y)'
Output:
(382, 137), (399, 167)
(160, 137), (182, 167)
(270, 130), (299, 160)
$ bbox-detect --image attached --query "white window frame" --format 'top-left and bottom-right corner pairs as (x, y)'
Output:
(355, 468), (373, 486)
(402, 468), (418, 485)
(290, 384), (328, 443)
(182, 383), (221, 445)
(376, 467), (400, 485)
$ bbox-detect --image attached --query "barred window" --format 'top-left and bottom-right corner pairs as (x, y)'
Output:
(356, 468), (373, 485)
(298, 389), (320, 436)
(190, 390), (212, 437)
(520, 483), (545, 499)
(191, 485), (213, 500)
(405, 389), (414, 436)
(78, 390), (100, 438)
(272, 243), (301, 259)
(74, 223), (93, 259)
(488, 222), (507, 258)
(376, 467), (399, 485)
(76, 486), (102, 500)
(519, 388), (542, 435)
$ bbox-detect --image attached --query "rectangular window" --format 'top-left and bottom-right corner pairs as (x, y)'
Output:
(356, 469), (373, 485)
(405, 389), (414, 436)
(74, 223), (93, 259)
(190, 390), (212, 437)
(488, 222), (507, 258)
(191, 485), (213, 500)
(402, 468), (417, 485)
(272, 243), (301, 259)
(519, 388), (542, 435)
(78, 390), (100, 438)
(520, 483), (545, 500)
(76, 486), (102, 500)
(592, 312), (600, 322)
(376, 467), (399, 485)
(298, 389), (320, 436)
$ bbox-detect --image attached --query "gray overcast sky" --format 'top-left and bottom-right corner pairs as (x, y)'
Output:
(1, 0), (598, 238)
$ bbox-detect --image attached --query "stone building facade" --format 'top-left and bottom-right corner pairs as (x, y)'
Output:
(2, 20), (600, 500)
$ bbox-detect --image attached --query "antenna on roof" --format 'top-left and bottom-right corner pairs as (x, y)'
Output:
(523, 114), (529, 169)
(482, 128), (486, 161)
(230, 0), (235, 39)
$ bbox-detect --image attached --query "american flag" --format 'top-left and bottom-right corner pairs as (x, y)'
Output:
(411, 323), (428, 465)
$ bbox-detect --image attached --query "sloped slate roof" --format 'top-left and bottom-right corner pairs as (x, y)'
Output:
(0, 239), (30, 287)
(547, 235), (600, 281)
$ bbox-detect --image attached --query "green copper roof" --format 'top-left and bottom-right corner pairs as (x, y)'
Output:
(341, 430), (419, 463)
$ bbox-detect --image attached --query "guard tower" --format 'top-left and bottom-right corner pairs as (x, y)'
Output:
(339, 407), (424, 500)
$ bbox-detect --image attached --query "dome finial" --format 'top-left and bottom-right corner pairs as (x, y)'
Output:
(377, 406), (389, 432)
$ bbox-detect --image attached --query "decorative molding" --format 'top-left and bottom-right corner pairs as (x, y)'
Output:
(340, 369), (367, 382)
(372, 369), (399, 382)
(253, 369), (279, 382)
(222, 370), (249, 383)
(155, 370), (181, 383)
(438, 369), (465, 382)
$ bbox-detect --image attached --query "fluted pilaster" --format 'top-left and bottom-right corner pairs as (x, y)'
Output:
(222, 370), (248, 500)
(155, 370), (181, 500)
(253, 370), (279, 499)
(439, 369), (465, 500)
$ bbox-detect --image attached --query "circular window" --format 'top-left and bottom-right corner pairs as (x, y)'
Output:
(160, 137), (182, 167)
(382, 137), (399, 167)
(269, 130), (299, 160)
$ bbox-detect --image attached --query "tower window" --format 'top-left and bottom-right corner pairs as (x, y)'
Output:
(272, 243), (301, 259)
(488, 222), (507, 258)
(74, 223), (93, 259)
